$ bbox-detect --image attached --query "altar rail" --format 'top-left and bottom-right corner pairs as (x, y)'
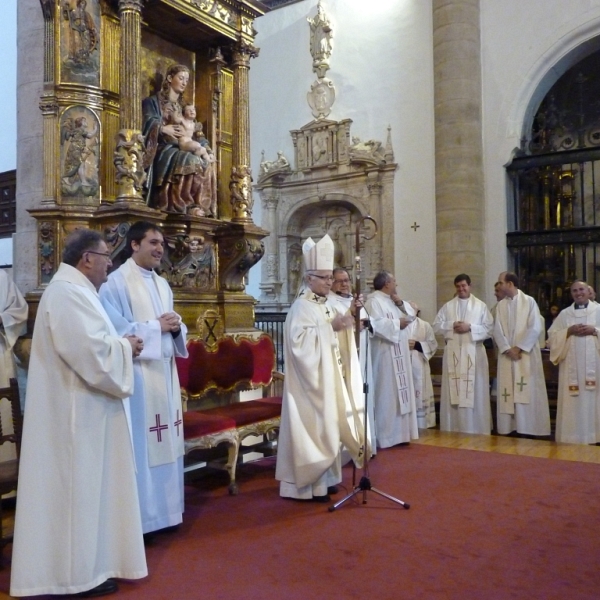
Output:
(254, 312), (286, 372)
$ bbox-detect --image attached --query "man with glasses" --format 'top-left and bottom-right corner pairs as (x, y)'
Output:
(100, 221), (188, 540)
(11, 229), (146, 597)
(276, 235), (365, 502)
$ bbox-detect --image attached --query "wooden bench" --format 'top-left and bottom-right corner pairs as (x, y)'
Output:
(176, 334), (283, 495)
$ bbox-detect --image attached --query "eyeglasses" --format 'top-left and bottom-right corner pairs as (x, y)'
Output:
(85, 250), (112, 260)
(310, 274), (334, 281)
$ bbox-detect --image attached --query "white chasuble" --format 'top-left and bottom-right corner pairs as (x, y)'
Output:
(276, 291), (365, 495)
(0, 269), (27, 385)
(495, 291), (533, 414)
(10, 264), (146, 597)
(548, 303), (600, 444)
(0, 270), (28, 464)
(100, 259), (188, 534)
(406, 317), (438, 428)
(102, 258), (185, 467)
(440, 297), (484, 408)
(433, 294), (493, 435)
(548, 304), (599, 395)
(365, 291), (418, 448)
(493, 290), (550, 436)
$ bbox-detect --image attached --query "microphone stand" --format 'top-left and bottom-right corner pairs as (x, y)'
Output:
(329, 216), (410, 512)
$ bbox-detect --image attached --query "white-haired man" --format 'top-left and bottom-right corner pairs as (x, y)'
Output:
(548, 280), (600, 443)
(276, 236), (365, 502)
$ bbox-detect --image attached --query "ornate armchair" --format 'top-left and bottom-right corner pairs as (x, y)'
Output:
(0, 379), (23, 561)
(176, 334), (283, 495)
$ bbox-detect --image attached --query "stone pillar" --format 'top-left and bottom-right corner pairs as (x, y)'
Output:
(114, 0), (145, 203)
(16, 0), (46, 293)
(230, 41), (259, 222)
(433, 0), (485, 302)
(258, 194), (281, 305)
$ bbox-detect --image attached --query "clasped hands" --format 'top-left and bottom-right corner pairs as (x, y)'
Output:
(567, 324), (597, 337)
(504, 346), (522, 361)
(124, 335), (144, 358)
(453, 321), (471, 334)
(159, 311), (182, 333)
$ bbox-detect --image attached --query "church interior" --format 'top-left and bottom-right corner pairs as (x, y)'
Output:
(0, 0), (600, 597)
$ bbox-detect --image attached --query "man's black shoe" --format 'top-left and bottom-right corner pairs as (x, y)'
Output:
(327, 486), (339, 495)
(75, 579), (119, 597)
(311, 494), (331, 503)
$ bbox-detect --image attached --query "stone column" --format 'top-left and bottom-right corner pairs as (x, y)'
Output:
(114, 0), (145, 203)
(230, 41), (259, 222)
(433, 0), (485, 302)
(258, 194), (281, 305)
(16, 0), (46, 293)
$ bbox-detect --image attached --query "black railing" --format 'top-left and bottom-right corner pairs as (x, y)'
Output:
(255, 312), (286, 372)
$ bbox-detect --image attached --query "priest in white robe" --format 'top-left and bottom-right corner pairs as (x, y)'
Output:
(365, 270), (419, 447)
(433, 273), (493, 434)
(407, 314), (438, 429)
(100, 221), (187, 535)
(547, 280), (600, 444)
(276, 236), (365, 502)
(493, 271), (550, 436)
(0, 269), (27, 387)
(0, 269), (28, 463)
(330, 267), (376, 456)
(11, 229), (147, 598)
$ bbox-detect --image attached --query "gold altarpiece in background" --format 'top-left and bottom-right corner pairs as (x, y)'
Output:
(32, 0), (268, 337)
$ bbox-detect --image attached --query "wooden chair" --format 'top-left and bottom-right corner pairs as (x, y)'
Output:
(0, 379), (23, 558)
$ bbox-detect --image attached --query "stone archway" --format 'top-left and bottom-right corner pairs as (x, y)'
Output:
(282, 199), (364, 301)
(256, 117), (396, 311)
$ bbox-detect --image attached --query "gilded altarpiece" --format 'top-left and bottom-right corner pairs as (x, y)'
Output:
(31, 0), (268, 337)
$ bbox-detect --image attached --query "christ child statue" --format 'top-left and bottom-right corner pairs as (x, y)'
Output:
(165, 104), (215, 163)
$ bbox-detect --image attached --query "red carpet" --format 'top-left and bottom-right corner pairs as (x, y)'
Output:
(3, 444), (600, 599)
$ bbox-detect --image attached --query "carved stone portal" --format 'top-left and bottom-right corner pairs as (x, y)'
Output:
(256, 119), (397, 310)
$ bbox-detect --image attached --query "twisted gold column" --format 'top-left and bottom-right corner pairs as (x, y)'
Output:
(230, 41), (259, 222)
(114, 0), (145, 203)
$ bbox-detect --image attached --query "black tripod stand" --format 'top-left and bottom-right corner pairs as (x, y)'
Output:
(328, 320), (410, 512)
(329, 216), (410, 512)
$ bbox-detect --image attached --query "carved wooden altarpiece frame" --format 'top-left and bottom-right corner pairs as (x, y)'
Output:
(31, 0), (268, 333)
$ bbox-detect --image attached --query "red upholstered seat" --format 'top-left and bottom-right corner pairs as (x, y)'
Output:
(200, 399), (282, 428)
(183, 410), (236, 438)
(177, 335), (276, 396)
(257, 396), (283, 406)
(178, 334), (282, 495)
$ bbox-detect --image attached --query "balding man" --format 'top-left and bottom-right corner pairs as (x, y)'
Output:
(493, 271), (550, 437)
(548, 280), (600, 444)
(365, 271), (418, 447)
